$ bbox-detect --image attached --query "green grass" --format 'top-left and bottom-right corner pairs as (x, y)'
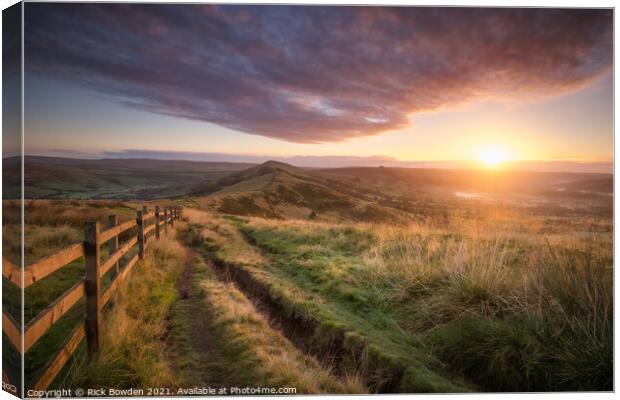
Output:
(52, 221), (362, 393)
(23, 260), (85, 323)
(183, 207), (612, 392)
(25, 304), (85, 389)
(65, 233), (185, 389)
(182, 210), (468, 392)
(215, 172), (274, 195)
(1, 199), (165, 392)
(236, 221), (467, 392)
(170, 229), (362, 393)
(23, 245), (141, 390)
(3, 200), (139, 321)
(6, 191), (612, 394)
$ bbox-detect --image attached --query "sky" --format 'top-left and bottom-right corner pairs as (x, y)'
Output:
(17, 5), (614, 171)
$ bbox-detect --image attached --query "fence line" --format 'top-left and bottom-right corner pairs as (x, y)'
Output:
(1, 205), (183, 391)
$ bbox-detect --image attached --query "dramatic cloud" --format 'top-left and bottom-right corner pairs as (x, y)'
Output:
(25, 5), (612, 143)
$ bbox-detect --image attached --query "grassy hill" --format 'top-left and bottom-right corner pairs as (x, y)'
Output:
(181, 208), (612, 392)
(5, 160), (612, 392)
(316, 166), (613, 200)
(189, 161), (612, 223)
(191, 161), (412, 223)
(3, 156), (254, 199)
(5, 156), (611, 221)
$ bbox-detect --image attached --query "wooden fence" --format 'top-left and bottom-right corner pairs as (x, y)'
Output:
(2, 205), (182, 391)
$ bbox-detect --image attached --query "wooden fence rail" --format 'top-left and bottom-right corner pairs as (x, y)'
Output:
(1, 205), (182, 391)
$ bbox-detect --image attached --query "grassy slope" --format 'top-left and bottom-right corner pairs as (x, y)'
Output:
(183, 209), (469, 393)
(3, 201), (139, 321)
(0, 200), (143, 388)
(3, 156), (254, 199)
(64, 230), (185, 389)
(4, 200), (187, 389)
(184, 207), (612, 392)
(194, 162), (412, 224)
(173, 226), (364, 393)
(50, 221), (360, 393)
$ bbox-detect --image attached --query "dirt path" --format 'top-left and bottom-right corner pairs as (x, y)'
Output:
(182, 245), (343, 380)
(168, 236), (358, 393)
(173, 209), (471, 393)
(185, 223), (431, 393)
(166, 248), (219, 387)
(182, 234), (372, 390)
(176, 248), (195, 299)
(205, 252), (345, 369)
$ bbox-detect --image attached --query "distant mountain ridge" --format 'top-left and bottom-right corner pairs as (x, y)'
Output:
(4, 157), (612, 217)
(22, 151), (613, 173)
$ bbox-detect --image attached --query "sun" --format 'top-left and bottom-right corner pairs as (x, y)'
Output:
(477, 146), (508, 168)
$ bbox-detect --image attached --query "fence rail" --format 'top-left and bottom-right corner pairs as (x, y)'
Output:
(1, 205), (182, 391)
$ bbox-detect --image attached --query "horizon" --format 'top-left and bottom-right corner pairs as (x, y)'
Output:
(5, 5), (614, 174)
(11, 152), (613, 174)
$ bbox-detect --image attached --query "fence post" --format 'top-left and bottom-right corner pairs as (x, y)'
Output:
(107, 215), (119, 274)
(137, 210), (145, 260)
(163, 208), (168, 234)
(84, 221), (102, 354)
(143, 205), (149, 247)
(155, 206), (160, 240)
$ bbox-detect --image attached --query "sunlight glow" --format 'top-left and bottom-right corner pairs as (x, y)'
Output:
(477, 146), (509, 167)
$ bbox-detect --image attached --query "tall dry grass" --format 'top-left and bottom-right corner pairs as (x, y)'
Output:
(362, 222), (612, 390)
(230, 205), (612, 390)
(3, 200), (133, 227)
(67, 231), (185, 389)
(3, 200), (137, 263)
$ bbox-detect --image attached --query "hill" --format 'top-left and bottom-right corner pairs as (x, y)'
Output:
(316, 166), (612, 196)
(314, 166), (613, 211)
(191, 162), (612, 222)
(3, 156), (254, 199)
(5, 156), (611, 219)
(191, 161), (412, 223)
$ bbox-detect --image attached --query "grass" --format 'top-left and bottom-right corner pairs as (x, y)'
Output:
(173, 224), (365, 393)
(3, 200), (146, 321)
(182, 209), (468, 393)
(363, 224), (612, 391)
(25, 303), (86, 389)
(61, 220), (364, 393)
(182, 205), (612, 392)
(1, 199), (177, 392)
(6, 190), (612, 393)
(195, 163), (412, 224)
(7, 156), (252, 199)
(65, 230), (185, 389)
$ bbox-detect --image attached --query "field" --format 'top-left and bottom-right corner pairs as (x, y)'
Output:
(2, 159), (613, 393)
(3, 156), (252, 199)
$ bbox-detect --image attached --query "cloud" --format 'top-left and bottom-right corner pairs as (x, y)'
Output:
(25, 5), (612, 143)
